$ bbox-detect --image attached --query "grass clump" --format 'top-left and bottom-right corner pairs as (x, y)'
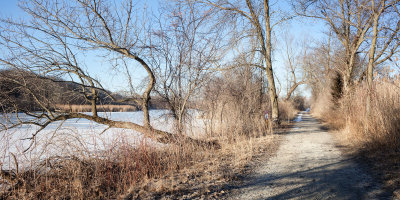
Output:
(311, 72), (400, 193)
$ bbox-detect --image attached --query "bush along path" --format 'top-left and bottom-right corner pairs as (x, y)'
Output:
(227, 112), (391, 200)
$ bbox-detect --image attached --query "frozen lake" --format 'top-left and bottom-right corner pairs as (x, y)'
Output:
(0, 110), (206, 170)
(1, 110), (175, 131)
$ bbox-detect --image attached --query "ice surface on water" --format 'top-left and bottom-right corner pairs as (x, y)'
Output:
(0, 110), (206, 170)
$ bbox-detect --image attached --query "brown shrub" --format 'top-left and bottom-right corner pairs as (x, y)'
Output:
(311, 81), (346, 130)
(342, 81), (400, 149)
(201, 69), (268, 139)
(311, 74), (400, 149)
(1, 138), (205, 199)
(278, 100), (299, 122)
(331, 77), (400, 193)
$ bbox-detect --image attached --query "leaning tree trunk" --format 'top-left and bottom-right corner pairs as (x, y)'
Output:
(285, 81), (305, 101)
(123, 52), (155, 129)
(246, 0), (280, 123)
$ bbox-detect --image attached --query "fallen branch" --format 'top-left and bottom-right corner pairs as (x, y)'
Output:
(3, 112), (220, 151)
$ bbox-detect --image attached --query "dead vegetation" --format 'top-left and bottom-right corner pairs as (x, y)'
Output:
(0, 66), (300, 199)
(56, 104), (138, 113)
(0, 119), (285, 199)
(123, 135), (279, 199)
(0, 0), (304, 198)
(0, 140), (202, 199)
(311, 68), (400, 194)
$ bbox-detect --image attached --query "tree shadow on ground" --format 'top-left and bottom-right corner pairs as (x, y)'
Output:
(221, 113), (392, 200)
(224, 158), (391, 200)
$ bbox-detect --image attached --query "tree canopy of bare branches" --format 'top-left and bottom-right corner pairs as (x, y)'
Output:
(293, 0), (400, 93)
(198, 0), (287, 122)
(152, 1), (224, 134)
(0, 0), (217, 148)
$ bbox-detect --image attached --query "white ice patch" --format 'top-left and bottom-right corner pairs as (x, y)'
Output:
(294, 113), (303, 122)
(0, 110), (207, 170)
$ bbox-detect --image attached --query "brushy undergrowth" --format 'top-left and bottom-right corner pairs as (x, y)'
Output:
(278, 100), (299, 122)
(1, 139), (204, 199)
(125, 134), (278, 199)
(342, 81), (400, 149)
(313, 79), (400, 150)
(0, 128), (280, 199)
(0, 97), (298, 199)
(1, 66), (301, 199)
(312, 74), (400, 192)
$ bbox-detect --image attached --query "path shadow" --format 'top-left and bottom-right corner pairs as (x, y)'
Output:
(222, 113), (391, 200)
(225, 158), (391, 200)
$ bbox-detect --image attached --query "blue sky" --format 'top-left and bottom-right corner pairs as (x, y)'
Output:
(0, 0), (151, 92)
(0, 0), (327, 98)
(0, 1), (20, 16)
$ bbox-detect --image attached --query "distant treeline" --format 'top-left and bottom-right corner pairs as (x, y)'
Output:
(0, 69), (168, 112)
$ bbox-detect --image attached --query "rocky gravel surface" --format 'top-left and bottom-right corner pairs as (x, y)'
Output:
(227, 112), (391, 200)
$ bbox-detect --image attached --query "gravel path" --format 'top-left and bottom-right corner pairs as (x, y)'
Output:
(227, 112), (390, 200)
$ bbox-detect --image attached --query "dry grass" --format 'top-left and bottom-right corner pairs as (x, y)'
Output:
(341, 81), (400, 148)
(278, 100), (299, 122)
(313, 70), (400, 148)
(0, 137), (210, 199)
(312, 72), (400, 194)
(56, 104), (138, 112)
(340, 79), (400, 193)
(310, 87), (346, 130)
(124, 134), (278, 199)
(0, 106), (284, 199)
(0, 130), (279, 200)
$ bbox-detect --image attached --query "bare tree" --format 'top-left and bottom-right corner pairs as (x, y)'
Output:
(293, 0), (373, 92)
(281, 32), (307, 100)
(299, 34), (337, 99)
(365, 0), (400, 114)
(0, 0), (216, 147)
(152, 1), (223, 134)
(293, 0), (400, 107)
(202, 65), (266, 138)
(198, 0), (290, 122)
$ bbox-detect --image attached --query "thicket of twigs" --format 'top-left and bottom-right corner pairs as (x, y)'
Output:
(0, 69), (301, 199)
(0, 0), (306, 198)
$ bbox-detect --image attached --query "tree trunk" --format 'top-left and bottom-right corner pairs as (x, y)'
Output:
(343, 72), (350, 94)
(343, 51), (356, 94)
(122, 50), (155, 129)
(142, 96), (151, 128)
(366, 8), (380, 116)
(285, 81), (305, 101)
(91, 88), (98, 118)
(263, 0), (279, 122)
(53, 113), (219, 148)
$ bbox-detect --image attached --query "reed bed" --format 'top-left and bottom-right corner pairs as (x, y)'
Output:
(56, 104), (138, 112)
